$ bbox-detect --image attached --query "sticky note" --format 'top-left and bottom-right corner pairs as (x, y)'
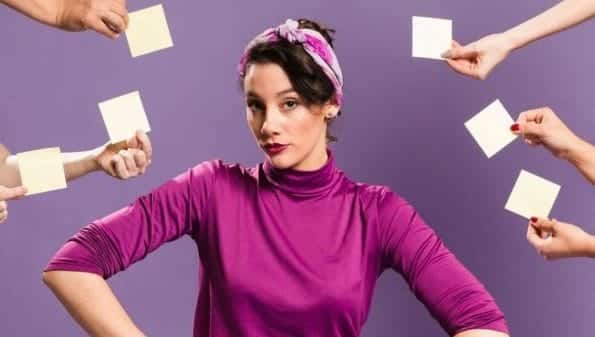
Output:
(412, 16), (452, 60)
(126, 4), (174, 57)
(505, 170), (561, 219)
(464, 99), (518, 158)
(99, 91), (151, 144)
(17, 147), (67, 196)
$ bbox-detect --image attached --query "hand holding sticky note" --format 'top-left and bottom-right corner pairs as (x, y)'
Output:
(126, 4), (174, 58)
(17, 147), (67, 196)
(465, 99), (518, 158)
(505, 170), (561, 219)
(412, 16), (452, 60)
(99, 91), (151, 144)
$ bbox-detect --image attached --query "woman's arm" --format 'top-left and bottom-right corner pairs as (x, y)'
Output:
(511, 107), (595, 185)
(504, 0), (595, 51)
(43, 271), (146, 337)
(527, 217), (595, 259)
(43, 161), (218, 336)
(378, 189), (509, 336)
(455, 330), (510, 337)
(0, 131), (152, 188)
(443, 0), (595, 79)
(1, 0), (128, 38)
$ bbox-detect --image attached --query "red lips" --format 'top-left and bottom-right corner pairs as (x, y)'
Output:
(263, 143), (288, 155)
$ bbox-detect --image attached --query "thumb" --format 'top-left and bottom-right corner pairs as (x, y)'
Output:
(518, 121), (544, 138)
(442, 44), (478, 59)
(127, 134), (139, 149)
(0, 185), (28, 201)
(531, 217), (555, 233)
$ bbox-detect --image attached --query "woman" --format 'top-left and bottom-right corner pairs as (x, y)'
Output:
(43, 19), (510, 337)
(0, 132), (152, 224)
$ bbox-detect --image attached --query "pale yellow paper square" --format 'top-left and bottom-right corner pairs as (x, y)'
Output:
(505, 170), (561, 219)
(17, 147), (67, 196)
(126, 4), (174, 58)
(464, 99), (518, 158)
(412, 16), (452, 60)
(99, 91), (151, 143)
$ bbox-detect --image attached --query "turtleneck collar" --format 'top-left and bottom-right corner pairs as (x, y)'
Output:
(262, 149), (341, 197)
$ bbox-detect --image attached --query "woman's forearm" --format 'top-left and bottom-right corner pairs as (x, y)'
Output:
(1, 0), (63, 27)
(42, 271), (146, 337)
(566, 137), (595, 185)
(454, 329), (510, 337)
(503, 0), (595, 51)
(0, 147), (101, 187)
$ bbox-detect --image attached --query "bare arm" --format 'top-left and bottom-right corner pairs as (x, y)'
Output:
(0, 0), (128, 38)
(0, 132), (153, 188)
(455, 330), (510, 337)
(443, 0), (595, 79)
(505, 0), (595, 51)
(0, 148), (100, 188)
(43, 271), (146, 337)
(565, 137), (595, 185)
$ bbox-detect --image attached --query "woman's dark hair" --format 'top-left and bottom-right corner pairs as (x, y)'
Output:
(240, 18), (341, 142)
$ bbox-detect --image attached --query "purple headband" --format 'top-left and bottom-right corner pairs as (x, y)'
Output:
(238, 19), (344, 105)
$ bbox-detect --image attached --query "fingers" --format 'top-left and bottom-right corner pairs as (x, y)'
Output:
(0, 185), (28, 201)
(0, 201), (7, 224)
(442, 41), (479, 59)
(526, 222), (546, 246)
(86, 16), (120, 39)
(445, 59), (480, 79)
(120, 150), (139, 176)
(531, 216), (556, 233)
(512, 108), (550, 139)
(109, 149), (150, 179)
(110, 154), (129, 179)
(109, 3), (129, 27)
(134, 131), (152, 164)
(101, 11), (126, 34)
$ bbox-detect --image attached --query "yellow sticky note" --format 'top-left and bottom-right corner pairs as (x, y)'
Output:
(465, 99), (518, 158)
(99, 91), (151, 144)
(126, 4), (174, 57)
(412, 16), (452, 60)
(17, 147), (67, 196)
(505, 170), (561, 219)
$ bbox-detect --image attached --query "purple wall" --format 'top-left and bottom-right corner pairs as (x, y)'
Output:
(1, 0), (594, 335)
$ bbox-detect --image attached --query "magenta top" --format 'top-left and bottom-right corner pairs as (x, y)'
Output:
(46, 151), (508, 337)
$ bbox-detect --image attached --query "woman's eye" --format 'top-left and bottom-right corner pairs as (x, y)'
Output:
(283, 100), (298, 110)
(247, 101), (263, 113)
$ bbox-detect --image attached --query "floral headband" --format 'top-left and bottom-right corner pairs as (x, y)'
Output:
(238, 19), (344, 105)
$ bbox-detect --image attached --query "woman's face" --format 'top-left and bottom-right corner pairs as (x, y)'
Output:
(243, 63), (338, 171)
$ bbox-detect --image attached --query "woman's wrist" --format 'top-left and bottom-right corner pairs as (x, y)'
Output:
(581, 234), (595, 258)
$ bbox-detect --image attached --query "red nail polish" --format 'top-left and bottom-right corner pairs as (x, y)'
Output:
(510, 123), (520, 132)
(530, 217), (538, 223)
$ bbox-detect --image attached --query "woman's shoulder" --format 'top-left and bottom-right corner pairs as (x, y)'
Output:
(349, 181), (410, 210)
(188, 159), (258, 184)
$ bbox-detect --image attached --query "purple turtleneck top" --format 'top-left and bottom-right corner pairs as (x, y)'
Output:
(46, 152), (508, 337)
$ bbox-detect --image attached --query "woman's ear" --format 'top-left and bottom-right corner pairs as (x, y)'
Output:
(323, 103), (340, 120)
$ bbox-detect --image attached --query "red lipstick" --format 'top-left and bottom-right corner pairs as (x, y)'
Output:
(263, 143), (288, 155)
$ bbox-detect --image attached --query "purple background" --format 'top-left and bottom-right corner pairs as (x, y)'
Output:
(1, 0), (594, 336)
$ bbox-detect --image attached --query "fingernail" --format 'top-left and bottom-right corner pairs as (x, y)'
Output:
(510, 123), (520, 132)
(530, 217), (538, 223)
(441, 51), (451, 58)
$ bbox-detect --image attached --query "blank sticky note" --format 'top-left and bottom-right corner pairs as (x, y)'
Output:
(126, 4), (174, 57)
(99, 91), (151, 143)
(505, 170), (561, 219)
(412, 16), (452, 60)
(465, 99), (517, 158)
(17, 147), (67, 196)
